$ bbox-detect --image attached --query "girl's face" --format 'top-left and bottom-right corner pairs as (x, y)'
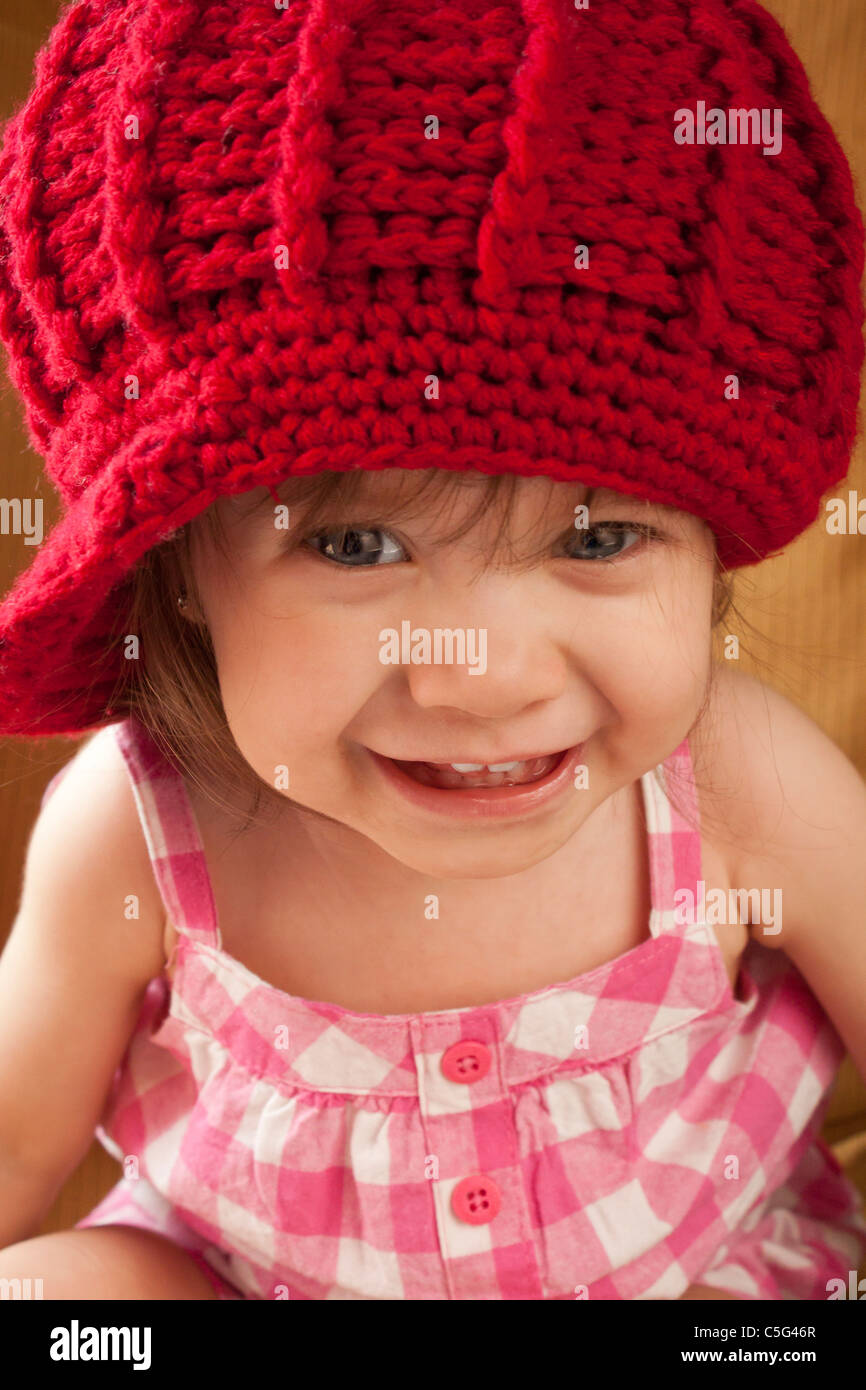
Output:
(189, 471), (716, 878)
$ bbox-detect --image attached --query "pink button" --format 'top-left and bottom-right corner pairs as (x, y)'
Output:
(451, 1174), (502, 1225)
(440, 1040), (492, 1084)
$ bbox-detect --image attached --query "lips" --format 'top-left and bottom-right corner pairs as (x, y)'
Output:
(369, 743), (585, 821)
(392, 753), (563, 789)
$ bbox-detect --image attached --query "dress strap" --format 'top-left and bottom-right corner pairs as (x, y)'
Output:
(111, 716), (222, 949)
(641, 735), (704, 938)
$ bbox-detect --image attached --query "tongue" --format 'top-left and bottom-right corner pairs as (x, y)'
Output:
(396, 754), (561, 789)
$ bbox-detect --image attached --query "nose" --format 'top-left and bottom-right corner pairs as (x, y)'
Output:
(401, 608), (569, 720)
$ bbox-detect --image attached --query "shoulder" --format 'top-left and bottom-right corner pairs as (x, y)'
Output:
(37, 721), (140, 837)
(20, 721), (167, 978)
(689, 664), (866, 947)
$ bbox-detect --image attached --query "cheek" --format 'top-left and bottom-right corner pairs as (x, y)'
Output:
(209, 604), (380, 756)
(635, 581), (714, 715)
(582, 578), (712, 716)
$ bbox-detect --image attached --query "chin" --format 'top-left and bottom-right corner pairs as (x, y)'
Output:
(376, 831), (569, 881)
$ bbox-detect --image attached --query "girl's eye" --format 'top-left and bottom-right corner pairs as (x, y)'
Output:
(303, 527), (406, 567)
(300, 520), (659, 568)
(563, 521), (656, 562)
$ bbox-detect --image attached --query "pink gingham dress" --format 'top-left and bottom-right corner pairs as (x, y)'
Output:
(61, 716), (866, 1300)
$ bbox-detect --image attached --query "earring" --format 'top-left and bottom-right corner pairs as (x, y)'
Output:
(177, 589), (189, 610)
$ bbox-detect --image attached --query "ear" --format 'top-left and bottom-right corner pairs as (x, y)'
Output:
(163, 528), (206, 627)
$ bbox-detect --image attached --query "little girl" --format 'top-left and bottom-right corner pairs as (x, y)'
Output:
(0, 0), (864, 1302)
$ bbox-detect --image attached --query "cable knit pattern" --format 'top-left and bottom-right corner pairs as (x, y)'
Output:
(0, 0), (862, 735)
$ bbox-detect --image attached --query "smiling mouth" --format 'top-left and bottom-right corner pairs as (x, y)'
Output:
(389, 752), (567, 789)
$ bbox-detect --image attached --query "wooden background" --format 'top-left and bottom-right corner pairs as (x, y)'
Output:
(1, 0), (865, 1256)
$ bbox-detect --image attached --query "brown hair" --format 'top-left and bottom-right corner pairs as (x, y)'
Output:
(105, 468), (742, 839)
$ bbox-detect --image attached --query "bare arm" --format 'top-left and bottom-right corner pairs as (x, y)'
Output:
(718, 674), (866, 1086)
(0, 727), (167, 1245)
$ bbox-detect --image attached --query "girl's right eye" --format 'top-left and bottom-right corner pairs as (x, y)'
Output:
(302, 527), (406, 567)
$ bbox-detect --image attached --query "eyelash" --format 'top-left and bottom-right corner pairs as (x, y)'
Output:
(300, 521), (662, 567)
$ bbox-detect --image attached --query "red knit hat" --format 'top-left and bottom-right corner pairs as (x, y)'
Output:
(0, 0), (862, 737)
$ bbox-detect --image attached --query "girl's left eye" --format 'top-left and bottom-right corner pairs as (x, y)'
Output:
(303, 527), (406, 566)
(562, 521), (658, 562)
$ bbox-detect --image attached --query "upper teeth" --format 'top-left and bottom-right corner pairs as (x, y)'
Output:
(449, 761), (521, 772)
